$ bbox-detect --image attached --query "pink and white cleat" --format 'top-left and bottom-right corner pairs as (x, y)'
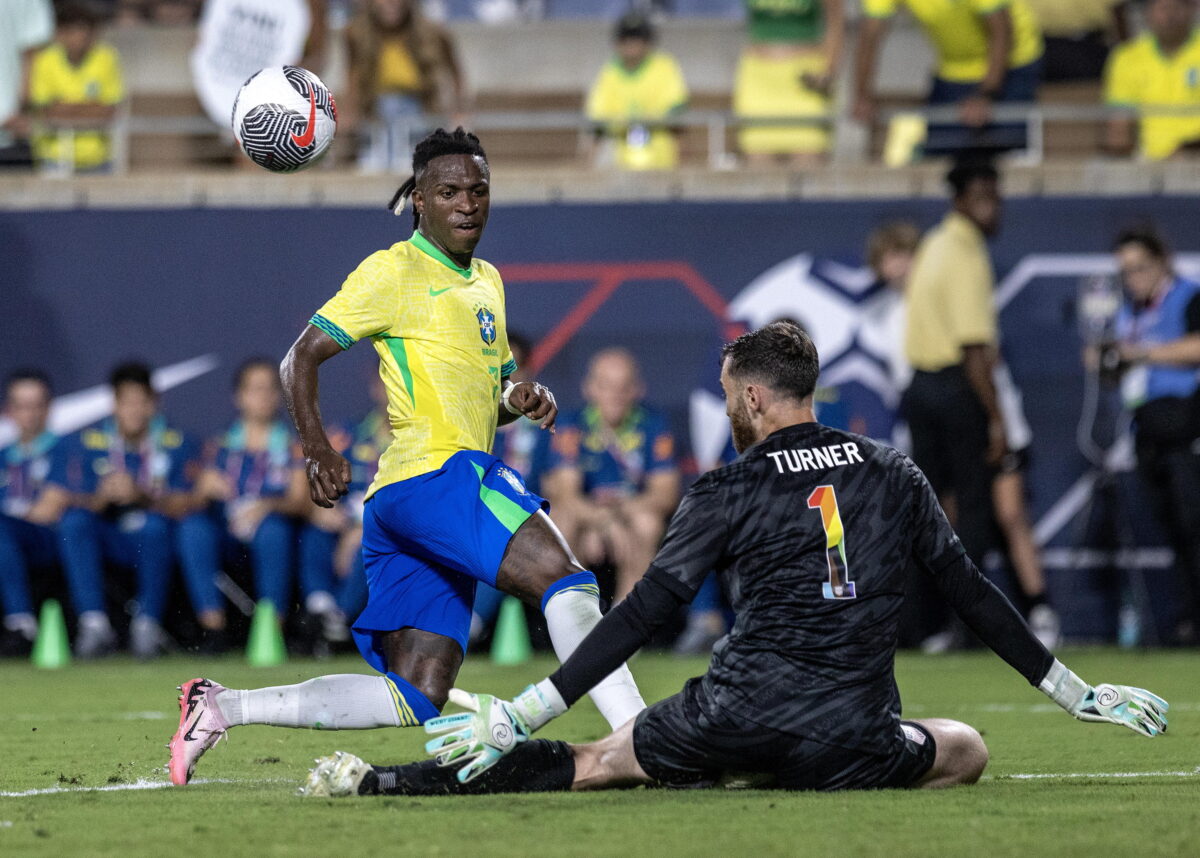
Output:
(168, 678), (230, 785)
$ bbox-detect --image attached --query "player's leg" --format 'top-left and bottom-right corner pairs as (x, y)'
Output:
(0, 515), (40, 653)
(306, 717), (650, 798)
(175, 511), (229, 649)
(129, 512), (175, 659)
(495, 509), (645, 729)
(910, 718), (988, 788)
(56, 508), (117, 657)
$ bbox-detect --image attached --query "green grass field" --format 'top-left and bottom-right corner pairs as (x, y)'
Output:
(0, 649), (1196, 857)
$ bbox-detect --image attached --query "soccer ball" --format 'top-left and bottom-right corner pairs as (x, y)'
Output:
(232, 66), (337, 173)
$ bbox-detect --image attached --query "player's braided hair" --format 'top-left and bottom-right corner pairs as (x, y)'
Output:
(387, 127), (488, 229)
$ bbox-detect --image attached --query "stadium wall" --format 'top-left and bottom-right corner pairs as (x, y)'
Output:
(2, 195), (1193, 641)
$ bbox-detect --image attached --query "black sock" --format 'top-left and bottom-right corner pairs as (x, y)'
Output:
(360, 739), (576, 796)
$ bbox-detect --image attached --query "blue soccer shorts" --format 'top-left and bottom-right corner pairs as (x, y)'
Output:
(352, 449), (548, 669)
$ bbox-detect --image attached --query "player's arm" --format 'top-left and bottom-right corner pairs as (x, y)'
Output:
(425, 480), (727, 781)
(909, 459), (1168, 736)
(24, 484), (70, 526)
(281, 325), (352, 508)
(962, 343), (1006, 465)
(958, 5), (1013, 126)
(852, 7), (890, 124)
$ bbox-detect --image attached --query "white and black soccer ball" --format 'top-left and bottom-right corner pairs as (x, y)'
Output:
(232, 66), (337, 173)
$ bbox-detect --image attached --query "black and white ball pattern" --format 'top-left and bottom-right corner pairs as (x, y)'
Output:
(232, 66), (337, 173)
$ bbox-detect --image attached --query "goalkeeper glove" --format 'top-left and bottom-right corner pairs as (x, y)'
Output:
(424, 680), (567, 783)
(1039, 660), (1169, 737)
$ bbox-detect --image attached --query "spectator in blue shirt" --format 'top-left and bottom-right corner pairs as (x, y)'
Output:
(542, 347), (681, 603)
(40, 362), (197, 658)
(177, 359), (310, 653)
(0, 369), (60, 656)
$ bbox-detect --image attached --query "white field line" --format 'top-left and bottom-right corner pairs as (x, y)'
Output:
(990, 768), (1200, 780)
(0, 777), (287, 798)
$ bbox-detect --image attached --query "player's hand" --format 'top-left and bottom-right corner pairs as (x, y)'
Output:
(304, 445), (351, 508)
(1069, 684), (1169, 737)
(958, 93), (993, 128)
(424, 683), (567, 783)
(507, 381), (559, 432)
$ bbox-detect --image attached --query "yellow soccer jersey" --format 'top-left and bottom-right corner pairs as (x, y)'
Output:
(311, 232), (516, 497)
(863, 0), (1043, 83)
(1104, 32), (1200, 161)
(28, 42), (124, 169)
(586, 51), (689, 170)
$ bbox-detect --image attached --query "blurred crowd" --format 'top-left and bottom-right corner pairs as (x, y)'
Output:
(4, 0), (1200, 173)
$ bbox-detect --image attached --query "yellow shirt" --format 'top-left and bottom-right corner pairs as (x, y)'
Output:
(586, 51), (689, 170)
(905, 212), (997, 372)
(1104, 31), (1200, 161)
(28, 42), (124, 169)
(1026, 0), (1118, 36)
(863, 0), (1044, 83)
(376, 38), (422, 94)
(311, 233), (516, 496)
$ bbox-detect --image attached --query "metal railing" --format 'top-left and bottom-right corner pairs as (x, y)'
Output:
(27, 100), (1200, 176)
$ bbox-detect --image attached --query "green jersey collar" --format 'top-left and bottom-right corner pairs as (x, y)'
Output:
(411, 231), (473, 279)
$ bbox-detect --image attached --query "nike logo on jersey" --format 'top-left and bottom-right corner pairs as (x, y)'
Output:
(290, 90), (317, 147)
(767, 443), (864, 474)
(429, 285), (458, 296)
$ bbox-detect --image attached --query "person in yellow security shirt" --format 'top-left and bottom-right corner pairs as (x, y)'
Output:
(854, 0), (1043, 157)
(27, 3), (123, 173)
(1104, 0), (1200, 160)
(734, 0), (845, 166)
(585, 13), (688, 171)
(167, 129), (646, 788)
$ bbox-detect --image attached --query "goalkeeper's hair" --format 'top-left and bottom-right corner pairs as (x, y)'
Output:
(387, 128), (488, 228)
(720, 321), (820, 404)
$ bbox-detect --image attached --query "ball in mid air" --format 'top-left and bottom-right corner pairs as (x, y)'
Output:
(232, 66), (337, 173)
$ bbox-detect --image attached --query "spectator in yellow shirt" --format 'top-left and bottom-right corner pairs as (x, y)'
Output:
(27, 3), (123, 173)
(585, 13), (689, 171)
(1104, 0), (1200, 160)
(854, 0), (1044, 156)
(733, 0), (845, 166)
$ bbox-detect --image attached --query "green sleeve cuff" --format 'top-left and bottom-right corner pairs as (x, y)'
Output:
(309, 314), (355, 350)
(500, 359), (519, 378)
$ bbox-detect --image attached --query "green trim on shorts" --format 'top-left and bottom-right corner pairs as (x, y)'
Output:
(471, 461), (534, 534)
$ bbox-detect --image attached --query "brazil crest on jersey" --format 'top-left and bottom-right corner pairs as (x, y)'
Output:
(310, 232), (516, 497)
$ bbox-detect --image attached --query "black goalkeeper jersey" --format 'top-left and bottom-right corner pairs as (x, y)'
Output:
(549, 420), (1053, 755)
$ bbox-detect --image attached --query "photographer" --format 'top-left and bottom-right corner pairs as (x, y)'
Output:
(1111, 228), (1200, 646)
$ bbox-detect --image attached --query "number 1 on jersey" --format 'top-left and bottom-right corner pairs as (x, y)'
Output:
(807, 485), (856, 600)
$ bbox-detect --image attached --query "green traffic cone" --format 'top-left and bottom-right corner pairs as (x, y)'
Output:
(491, 596), (532, 665)
(31, 599), (71, 669)
(246, 599), (287, 667)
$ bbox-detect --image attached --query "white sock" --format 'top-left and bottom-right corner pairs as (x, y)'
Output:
(215, 674), (403, 729)
(543, 588), (645, 729)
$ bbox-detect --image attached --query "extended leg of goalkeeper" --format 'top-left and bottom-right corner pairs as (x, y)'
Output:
(304, 717), (988, 797)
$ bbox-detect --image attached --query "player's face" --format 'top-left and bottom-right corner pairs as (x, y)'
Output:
(113, 383), (157, 439)
(413, 154), (490, 261)
(1117, 244), (1170, 304)
(584, 352), (643, 426)
(236, 366), (281, 423)
(616, 37), (651, 69)
(1148, 0), (1195, 42)
(720, 359), (757, 454)
(957, 177), (1002, 237)
(58, 23), (95, 62)
(876, 249), (913, 287)
(4, 380), (51, 440)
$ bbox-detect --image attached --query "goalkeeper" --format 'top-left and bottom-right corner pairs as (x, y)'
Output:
(305, 324), (1168, 798)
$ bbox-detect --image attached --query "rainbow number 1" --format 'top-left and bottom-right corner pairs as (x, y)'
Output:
(807, 485), (857, 600)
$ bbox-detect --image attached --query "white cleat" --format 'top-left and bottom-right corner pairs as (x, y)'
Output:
(300, 752), (371, 798)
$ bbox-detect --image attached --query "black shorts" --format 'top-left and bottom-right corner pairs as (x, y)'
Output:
(632, 679), (936, 791)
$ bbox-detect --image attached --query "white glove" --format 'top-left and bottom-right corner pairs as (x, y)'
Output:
(1040, 660), (1169, 737)
(423, 680), (567, 783)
